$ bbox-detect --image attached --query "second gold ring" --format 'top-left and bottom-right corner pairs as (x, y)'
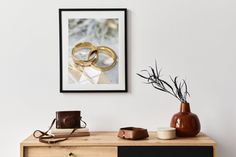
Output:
(91, 46), (117, 72)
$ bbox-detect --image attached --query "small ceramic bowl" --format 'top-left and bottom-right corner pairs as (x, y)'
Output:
(156, 127), (176, 140)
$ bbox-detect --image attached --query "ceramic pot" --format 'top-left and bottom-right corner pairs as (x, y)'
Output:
(156, 127), (176, 140)
(170, 102), (201, 137)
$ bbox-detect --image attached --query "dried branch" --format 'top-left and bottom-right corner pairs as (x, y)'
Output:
(137, 61), (190, 103)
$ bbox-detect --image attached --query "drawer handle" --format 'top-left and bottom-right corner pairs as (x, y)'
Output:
(69, 152), (73, 156)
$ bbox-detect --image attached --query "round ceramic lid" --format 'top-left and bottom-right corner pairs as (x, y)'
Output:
(157, 127), (176, 131)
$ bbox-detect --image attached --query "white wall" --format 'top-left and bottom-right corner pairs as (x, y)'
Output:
(0, 0), (235, 156)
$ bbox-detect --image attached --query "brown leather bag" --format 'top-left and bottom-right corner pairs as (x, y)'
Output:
(33, 111), (87, 144)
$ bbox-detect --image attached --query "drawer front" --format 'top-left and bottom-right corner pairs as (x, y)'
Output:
(25, 146), (117, 157)
(118, 146), (213, 157)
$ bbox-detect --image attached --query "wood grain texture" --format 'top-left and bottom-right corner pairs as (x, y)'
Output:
(20, 132), (216, 157)
(25, 147), (116, 157)
(21, 131), (216, 147)
(20, 145), (24, 157)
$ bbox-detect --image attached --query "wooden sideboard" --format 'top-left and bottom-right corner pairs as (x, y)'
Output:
(20, 132), (216, 157)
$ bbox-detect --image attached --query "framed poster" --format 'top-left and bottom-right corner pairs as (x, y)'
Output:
(59, 8), (127, 92)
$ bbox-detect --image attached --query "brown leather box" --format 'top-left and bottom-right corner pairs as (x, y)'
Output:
(117, 127), (149, 140)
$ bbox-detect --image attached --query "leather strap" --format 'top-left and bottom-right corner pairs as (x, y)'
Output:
(33, 119), (77, 144)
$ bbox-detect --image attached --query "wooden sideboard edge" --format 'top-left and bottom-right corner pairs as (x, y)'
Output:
(20, 131), (216, 147)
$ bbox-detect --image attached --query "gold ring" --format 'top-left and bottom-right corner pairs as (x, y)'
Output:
(71, 42), (98, 67)
(91, 46), (117, 71)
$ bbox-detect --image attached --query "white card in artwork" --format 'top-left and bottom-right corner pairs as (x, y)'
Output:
(79, 67), (101, 84)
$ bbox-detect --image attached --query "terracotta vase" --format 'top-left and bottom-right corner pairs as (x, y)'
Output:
(170, 102), (201, 137)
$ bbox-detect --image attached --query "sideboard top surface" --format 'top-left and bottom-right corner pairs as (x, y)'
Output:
(21, 131), (216, 147)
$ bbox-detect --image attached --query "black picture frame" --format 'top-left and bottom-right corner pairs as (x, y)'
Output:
(59, 8), (127, 93)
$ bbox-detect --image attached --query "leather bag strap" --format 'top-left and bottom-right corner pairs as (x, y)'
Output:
(33, 119), (76, 144)
(80, 118), (87, 128)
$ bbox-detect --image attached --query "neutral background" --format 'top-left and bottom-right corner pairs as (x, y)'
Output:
(0, 0), (235, 156)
